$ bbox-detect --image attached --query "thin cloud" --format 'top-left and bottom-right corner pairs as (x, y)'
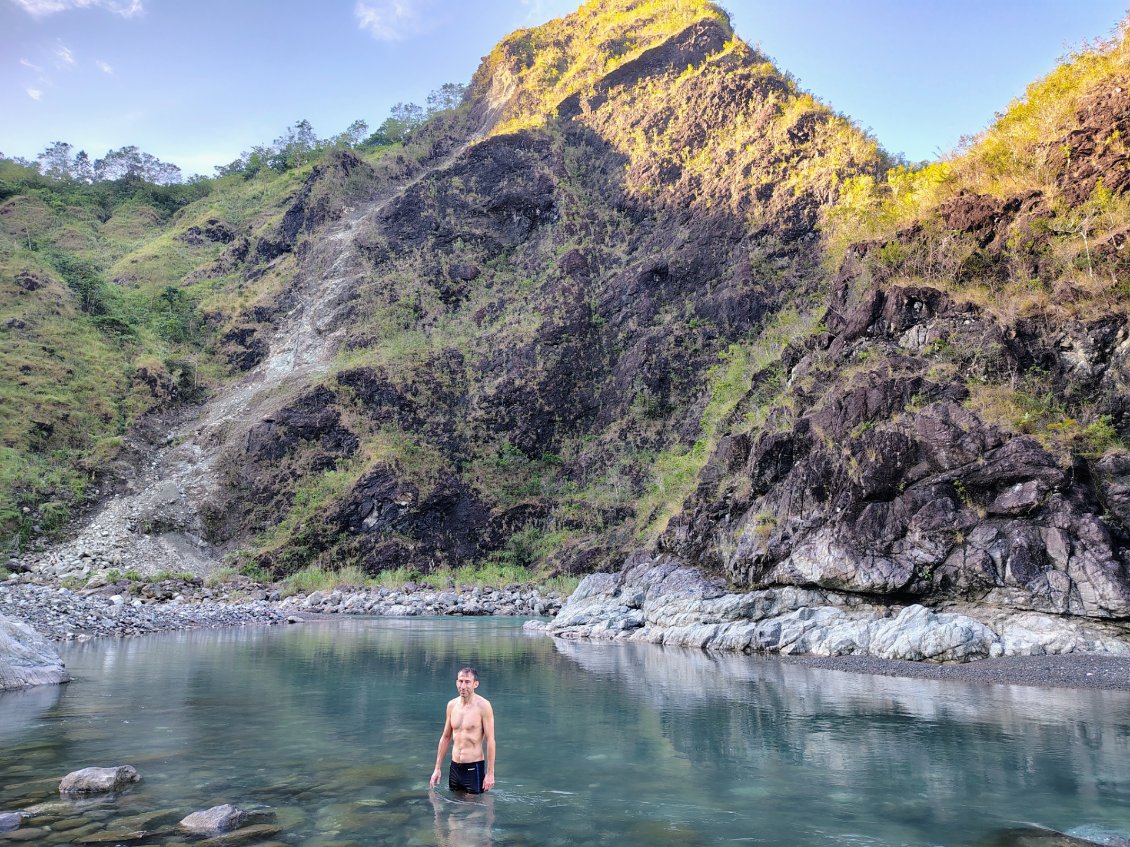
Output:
(95, 59), (113, 74)
(55, 43), (76, 67)
(20, 58), (44, 73)
(354, 0), (425, 41)
(9, 0), (143, 17)
(26, 88), (43, 100)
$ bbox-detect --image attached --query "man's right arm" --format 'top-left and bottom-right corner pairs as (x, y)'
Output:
(429, 702), (453, 788)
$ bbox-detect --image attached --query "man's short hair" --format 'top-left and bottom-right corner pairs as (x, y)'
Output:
(457, 666), (479, 681)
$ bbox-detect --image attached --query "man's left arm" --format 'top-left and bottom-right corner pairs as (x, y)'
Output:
(481, 700), (496, 791)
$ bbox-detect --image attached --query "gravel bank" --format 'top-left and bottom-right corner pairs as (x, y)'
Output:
(0, 582), (286, 640)
(781, 653), (1130, 691)
(0, 575), (564, 642)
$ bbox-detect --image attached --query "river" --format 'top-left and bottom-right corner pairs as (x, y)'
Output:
(1, 618), (1129, 846)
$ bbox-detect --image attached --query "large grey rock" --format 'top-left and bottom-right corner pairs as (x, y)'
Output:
(0, 812), (24, 833)
(543, 552), (1130, 661)
(59, 765), (141, 795)
(0, 613), (70, 690)
(179, 804), (248, 834)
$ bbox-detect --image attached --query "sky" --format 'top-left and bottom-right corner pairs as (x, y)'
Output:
(1, 0), (1127, 177)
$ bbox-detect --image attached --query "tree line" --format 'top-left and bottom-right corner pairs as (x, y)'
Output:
(215, 82), (467, 179)
(20, 142), (186, 186)
(3, 82), (468, 186)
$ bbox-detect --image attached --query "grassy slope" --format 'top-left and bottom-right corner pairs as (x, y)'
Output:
(0, 156), (318, 550)
(813, 21), (1130, 455)
(827, 21), (1130, 318)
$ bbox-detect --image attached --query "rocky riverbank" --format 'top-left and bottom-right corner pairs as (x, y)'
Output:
(0, 572), (564, 642)
(528, 553), (1130, 665)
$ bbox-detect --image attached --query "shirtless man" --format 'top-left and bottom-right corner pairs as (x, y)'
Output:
(429, 666), (496, 794)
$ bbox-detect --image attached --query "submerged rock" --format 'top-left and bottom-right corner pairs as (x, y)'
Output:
(981, 823), (1130, 846)
(179, 804), (249, 835)
(0, 613), (70, 690)
(74, 829), (148, 844)
(59, 766), (140, 795)
(0, 812), (25, 832)
(197, 823), (283, 846)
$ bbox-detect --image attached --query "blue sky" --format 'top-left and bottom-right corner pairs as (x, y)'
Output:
(2, 0), (1126, 177)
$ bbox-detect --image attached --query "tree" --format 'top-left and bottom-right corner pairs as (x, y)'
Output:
(38, 141), (74, 179)
(215, 144), (271, 180)
(72, 150), (94, 183)
(94, 146), (143, 181)
(426, 82), (467, 115)
(332, 119), (370, 148)
(390, 102), (425, 128)
(365, 102), (425, 146)
(93, 146), (182, 184)
(269, 119), (322, 171)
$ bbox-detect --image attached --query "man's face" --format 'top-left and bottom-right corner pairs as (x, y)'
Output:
(456, 672), (478, 698)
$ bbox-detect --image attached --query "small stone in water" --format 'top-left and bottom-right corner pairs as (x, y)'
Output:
(0, 828), (48, 842)
(44, 816), (88, 832)
(74, 829), (149, 844)
(196, 823), (283, 846)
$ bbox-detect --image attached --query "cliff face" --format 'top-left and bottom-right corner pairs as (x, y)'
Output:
(655, 38), (1130, 641)
(7, 1), (1130, 651)
(194, 0), (885, 578)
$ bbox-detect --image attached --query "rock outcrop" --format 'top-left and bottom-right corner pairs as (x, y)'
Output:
(0, 613), (70, 690)
(533, 553), (1130, 661)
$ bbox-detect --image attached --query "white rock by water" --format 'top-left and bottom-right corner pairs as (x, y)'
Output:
(541, 552), (1130, 661)
(0, 613), (70, 690)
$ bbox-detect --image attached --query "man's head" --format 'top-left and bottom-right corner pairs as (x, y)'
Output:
(456, 666), (479, 699)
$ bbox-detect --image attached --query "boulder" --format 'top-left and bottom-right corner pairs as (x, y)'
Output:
(179, 804), (249, 835)
(59, 766), (141, 795)
(0, 614), (70, 691)
(0, 812), (24, 832)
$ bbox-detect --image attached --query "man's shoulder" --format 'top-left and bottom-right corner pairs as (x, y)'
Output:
(474, 694), (493, 710)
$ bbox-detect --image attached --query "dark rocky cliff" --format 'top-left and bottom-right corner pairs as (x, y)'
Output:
(656, 55), (1130, 640)
(197, 0), (888, 580)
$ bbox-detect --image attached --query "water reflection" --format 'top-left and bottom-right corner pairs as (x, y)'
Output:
(551, 638), (1130, 845)
(430, 787), (495, 846)
(0, 683), (61, 744)
(0, 620), (1126, 847)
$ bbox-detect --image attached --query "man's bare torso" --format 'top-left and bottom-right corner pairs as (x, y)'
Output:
(448, 694), (489, 763)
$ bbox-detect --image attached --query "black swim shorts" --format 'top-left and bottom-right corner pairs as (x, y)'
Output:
(448, 759), (486, 793)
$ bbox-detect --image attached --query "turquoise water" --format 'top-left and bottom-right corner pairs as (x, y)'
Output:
(2, 618), (1130, 846)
